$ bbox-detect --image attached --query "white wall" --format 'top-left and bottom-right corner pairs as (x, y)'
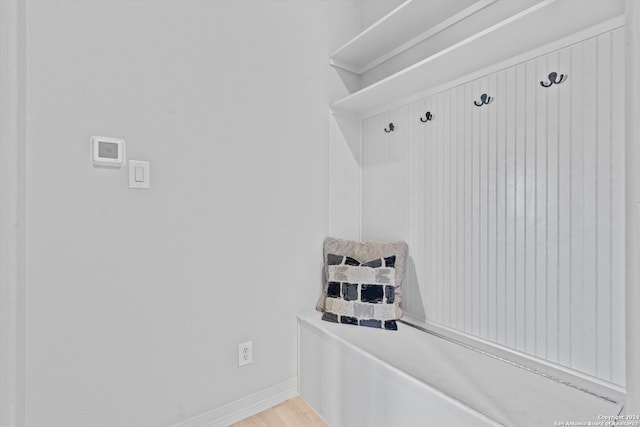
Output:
(625, 0), (640, 415)
(329, 114), (361, 241)
(23, 1), (359, 426)
(0, 1), (27, 426)
(361, 26), (627, 386)
(327, 0), (403, 241)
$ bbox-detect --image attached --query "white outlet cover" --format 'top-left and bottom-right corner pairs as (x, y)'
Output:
(238, 341), (252, 367)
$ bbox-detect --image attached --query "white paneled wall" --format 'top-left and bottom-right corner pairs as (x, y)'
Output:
(361, 28), (625, 385)
(362, 105), (410, 241)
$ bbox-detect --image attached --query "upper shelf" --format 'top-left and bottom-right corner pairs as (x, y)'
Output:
(330, 0), (625, 117)
(329, 0), (493, 75)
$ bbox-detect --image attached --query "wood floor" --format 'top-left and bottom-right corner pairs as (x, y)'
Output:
(229, 396), (328, 427)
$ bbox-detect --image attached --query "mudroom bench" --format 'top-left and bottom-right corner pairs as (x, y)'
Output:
(297, 311), (623, 427)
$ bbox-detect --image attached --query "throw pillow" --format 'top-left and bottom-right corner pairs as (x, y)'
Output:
(321, 253), (400, 330)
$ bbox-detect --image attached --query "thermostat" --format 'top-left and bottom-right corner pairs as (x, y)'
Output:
(90, 136), (126, 168)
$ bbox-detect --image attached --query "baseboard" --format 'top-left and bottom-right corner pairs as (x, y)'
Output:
(173, 377), (298, 427)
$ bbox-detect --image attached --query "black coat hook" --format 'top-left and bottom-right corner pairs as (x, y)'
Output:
(419, 112), (433, 122)
(384, 123), (395, 133)
(540, 71), (566, 87)
(473, 93), (492, 107)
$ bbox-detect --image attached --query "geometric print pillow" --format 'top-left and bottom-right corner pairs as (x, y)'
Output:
(316, 238), (408, 319)
(321, 254), (398, 330)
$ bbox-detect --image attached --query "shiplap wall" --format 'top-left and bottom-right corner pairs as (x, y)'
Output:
(361, 28), (625, 385)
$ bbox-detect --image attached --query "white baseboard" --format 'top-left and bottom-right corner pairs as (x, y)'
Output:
(173, 377), (298, 427)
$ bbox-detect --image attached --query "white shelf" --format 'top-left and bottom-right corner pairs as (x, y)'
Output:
(329, 0), (493, 75)
(331, 0), (625, 117)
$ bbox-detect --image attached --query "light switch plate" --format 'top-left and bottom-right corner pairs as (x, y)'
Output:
(129, 160), (150, 189)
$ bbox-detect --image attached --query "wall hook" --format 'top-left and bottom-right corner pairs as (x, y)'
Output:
(473, 93), (492, 107)
(420, 112), (433, 122)
(540, 72), (566, 87)
(384, 123), (395, 133)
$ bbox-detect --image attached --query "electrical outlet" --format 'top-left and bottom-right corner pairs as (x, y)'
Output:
(238, 341), (252, 367)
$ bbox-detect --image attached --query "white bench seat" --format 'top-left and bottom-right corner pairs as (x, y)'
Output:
(298, 310), (623, 427)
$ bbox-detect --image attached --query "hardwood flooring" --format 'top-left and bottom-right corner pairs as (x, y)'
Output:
(229, 396), (328, 427)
